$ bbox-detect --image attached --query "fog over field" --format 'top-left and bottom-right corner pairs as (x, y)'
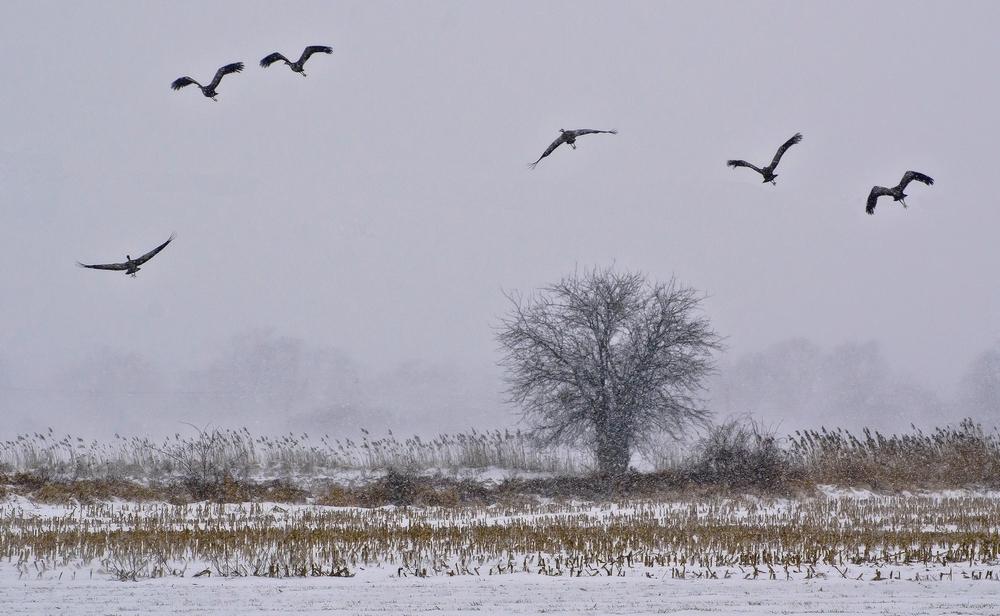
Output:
(2, 1), (1000, 440)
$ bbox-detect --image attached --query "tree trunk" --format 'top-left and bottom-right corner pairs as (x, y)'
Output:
(595, 429), (631, 476)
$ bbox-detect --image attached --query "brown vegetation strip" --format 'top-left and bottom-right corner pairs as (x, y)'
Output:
(3, 494), (1000, 580)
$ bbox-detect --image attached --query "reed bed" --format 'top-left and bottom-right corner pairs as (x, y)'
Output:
(0, 428), (585, 485)
(3, 492), (1000, 581)
(3, 419), (1000, 504)
(790, 419), (1000, 490)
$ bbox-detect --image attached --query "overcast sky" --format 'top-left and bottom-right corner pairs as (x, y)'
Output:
(1, 1), (998, 438)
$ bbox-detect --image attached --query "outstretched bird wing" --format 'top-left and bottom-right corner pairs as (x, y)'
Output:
(769, 133), (803, 169)
(207, 62), (244, 89)
(528, 133), (569, 169)
(727, 159), (763, 174)
(171, 76), (200, 91)
(899, 170), (934, 190)
(259, 52), (289, 68)
(866, 186), (892, 215)
(132, 233), (177, 266)
(297, 45), (333, 66)
(566, 128), (618, 138)
(77, 261), (129, 271)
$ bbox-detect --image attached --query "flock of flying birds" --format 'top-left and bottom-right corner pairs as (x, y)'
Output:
(77, 47), (934, 277)
(724, 132), (934, 215)
(169, 45), (334, 101)
(76, 46), (335, 276)
(532, 129), (934, 215)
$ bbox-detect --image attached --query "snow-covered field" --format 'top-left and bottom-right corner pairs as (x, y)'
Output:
(4, 489), (1000, 614)
(5, 567), (1000, 615)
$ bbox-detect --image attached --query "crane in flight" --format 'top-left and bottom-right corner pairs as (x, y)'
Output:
(77, 233), (176, 278)
(528, 129), (618, 169)
(866, 171), (934, 215)
(260, 46), (333, 76)
(171, 63), (244, 100)
(727, 133), (803, 184)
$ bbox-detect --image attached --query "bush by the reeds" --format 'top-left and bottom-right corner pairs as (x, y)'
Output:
(685, 418), (797, 491)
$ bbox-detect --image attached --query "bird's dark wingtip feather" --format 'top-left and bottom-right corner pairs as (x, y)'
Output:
(903, 170), (935, 187)
(866, 189), (881, 215)
(217, 62), (244, 76)
(259, 53), (281, 68)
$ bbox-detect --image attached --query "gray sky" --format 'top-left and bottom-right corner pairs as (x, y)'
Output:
(2, 1), (999, 438)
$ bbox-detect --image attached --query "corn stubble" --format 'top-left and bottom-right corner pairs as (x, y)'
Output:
(3, 493), (1000, 581)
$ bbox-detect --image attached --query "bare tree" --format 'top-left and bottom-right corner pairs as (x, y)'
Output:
(496, 266), (723, 475)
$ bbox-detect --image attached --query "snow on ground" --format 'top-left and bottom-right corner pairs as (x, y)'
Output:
(3, 568), (1000, 615)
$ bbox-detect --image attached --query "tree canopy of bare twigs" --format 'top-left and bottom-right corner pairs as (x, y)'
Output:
(496, 266), (723, 476)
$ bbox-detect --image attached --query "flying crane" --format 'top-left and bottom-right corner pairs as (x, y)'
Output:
(259, 46), (333, 76)
(866, 171), (934, 215)
(528, 129), (618, 169)
(727, 133), (803, 184)
(77, 233), (176, 278)
(171, 63), (245, 100)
